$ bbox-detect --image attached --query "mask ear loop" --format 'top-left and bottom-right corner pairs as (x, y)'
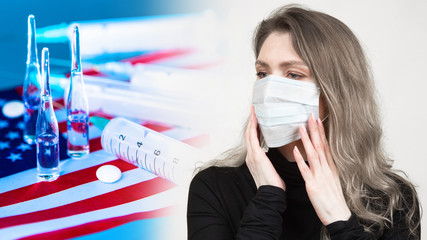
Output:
(316, 87), (328, 123)
(321, 114), (329, 122)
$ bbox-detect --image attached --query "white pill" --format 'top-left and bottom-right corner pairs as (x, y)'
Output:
(2, 100), (25, 118)
(96, 165), (122, 183)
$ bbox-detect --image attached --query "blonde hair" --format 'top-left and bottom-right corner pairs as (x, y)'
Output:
(200, 5), (421, 239)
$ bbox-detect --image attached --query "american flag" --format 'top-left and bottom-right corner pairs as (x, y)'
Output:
(0, 49), (212, 240)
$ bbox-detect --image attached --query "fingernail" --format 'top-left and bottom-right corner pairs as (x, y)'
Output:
(294, 146), (300, 153)
(317, 117), (322, 125)
(302, 125), (307, 132)
(310, 113), (315, 121)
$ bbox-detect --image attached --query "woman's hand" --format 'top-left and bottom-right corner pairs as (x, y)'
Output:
(293, 113), (351, 225)
(245, 106), (285, 190)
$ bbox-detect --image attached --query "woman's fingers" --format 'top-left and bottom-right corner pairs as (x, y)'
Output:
(293, 146), (312, 182)
(307, 113), (328, 166)
(317, 118), (335, 169)
(296, 116), (351, 225)
(249, 106), (261, 150)
(245, 112), (251, 139)
(246, 106), (263, 159)
(245, 106), (285, 190)
(245, 106), (254, 149)
(299, 124), (321, 171)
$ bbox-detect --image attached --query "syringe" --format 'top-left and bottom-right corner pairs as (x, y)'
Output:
(92, 117), (200, 184)
(36, 11), (219, 59)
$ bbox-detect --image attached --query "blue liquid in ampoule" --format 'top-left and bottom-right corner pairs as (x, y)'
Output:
(36, 133), (59, 181)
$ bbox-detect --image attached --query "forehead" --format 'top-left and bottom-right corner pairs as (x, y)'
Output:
(257, 32), (303, 64)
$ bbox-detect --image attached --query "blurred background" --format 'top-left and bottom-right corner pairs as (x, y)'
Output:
(0, 0), (425, 238)
(0, 0), (224, 89)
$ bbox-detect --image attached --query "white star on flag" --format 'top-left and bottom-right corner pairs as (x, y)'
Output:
(16, 143), (32, 152)
(5, 131), (20, 140)
(0, 120), (8, 129)
(16, 122), (25, 130)
(6, 153), (22, 162)
(0, 141), (10, 150)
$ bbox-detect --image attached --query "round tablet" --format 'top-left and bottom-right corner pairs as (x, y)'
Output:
(2, 100), (25, 118)
(96, 165), (122, 183)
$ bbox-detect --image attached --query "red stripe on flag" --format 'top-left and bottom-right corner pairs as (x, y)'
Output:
(58, 121), (67, 133)
(15, 86), (23, 96)
(53, 99), (65, 110)
(18, 206), (175, 240)
(89, 110), (115, 120)
(122, 49), (193, 65)
(142, 122), (172, 132)
(182, 59), (223, 70)
(0, 159), (134, 208)
(181, 133), (210, 148)
(89, 137), (103, 152)
(83, 69), (105, 76)
(0, 177), (175, 229)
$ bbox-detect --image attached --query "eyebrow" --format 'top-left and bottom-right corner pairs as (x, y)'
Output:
(255, 60), (308, 68)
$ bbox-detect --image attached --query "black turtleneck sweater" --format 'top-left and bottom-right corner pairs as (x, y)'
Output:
(187, 148), (420, 239)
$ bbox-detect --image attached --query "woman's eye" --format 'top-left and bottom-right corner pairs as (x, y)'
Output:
(256, 72), (268, 78)
(287, 72), (303, 79)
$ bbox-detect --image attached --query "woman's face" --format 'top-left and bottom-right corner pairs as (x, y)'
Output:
(255, 31), (314, 83)
(255, 31), (327, 161)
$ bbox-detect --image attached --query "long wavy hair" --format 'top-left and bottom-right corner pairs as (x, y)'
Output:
(199, 4), (421, 239)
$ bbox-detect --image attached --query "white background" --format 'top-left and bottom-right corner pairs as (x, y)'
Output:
(190, 0), (427, 237)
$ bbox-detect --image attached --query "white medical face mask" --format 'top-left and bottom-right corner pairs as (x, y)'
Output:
(252, 75), (320, 148)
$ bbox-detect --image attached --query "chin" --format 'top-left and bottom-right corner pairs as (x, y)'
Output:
(277, 140), (302, 162)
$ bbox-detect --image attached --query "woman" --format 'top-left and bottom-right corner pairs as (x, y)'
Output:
(187, 5), (421, 240)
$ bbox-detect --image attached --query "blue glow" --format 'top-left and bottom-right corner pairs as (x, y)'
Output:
(73, 217), (173, 240)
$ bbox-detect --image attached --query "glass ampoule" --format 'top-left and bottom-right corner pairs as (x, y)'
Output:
(36, 48), (60, 181)
(23, 14), (42, 144)
(67, 25), (90, 158)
